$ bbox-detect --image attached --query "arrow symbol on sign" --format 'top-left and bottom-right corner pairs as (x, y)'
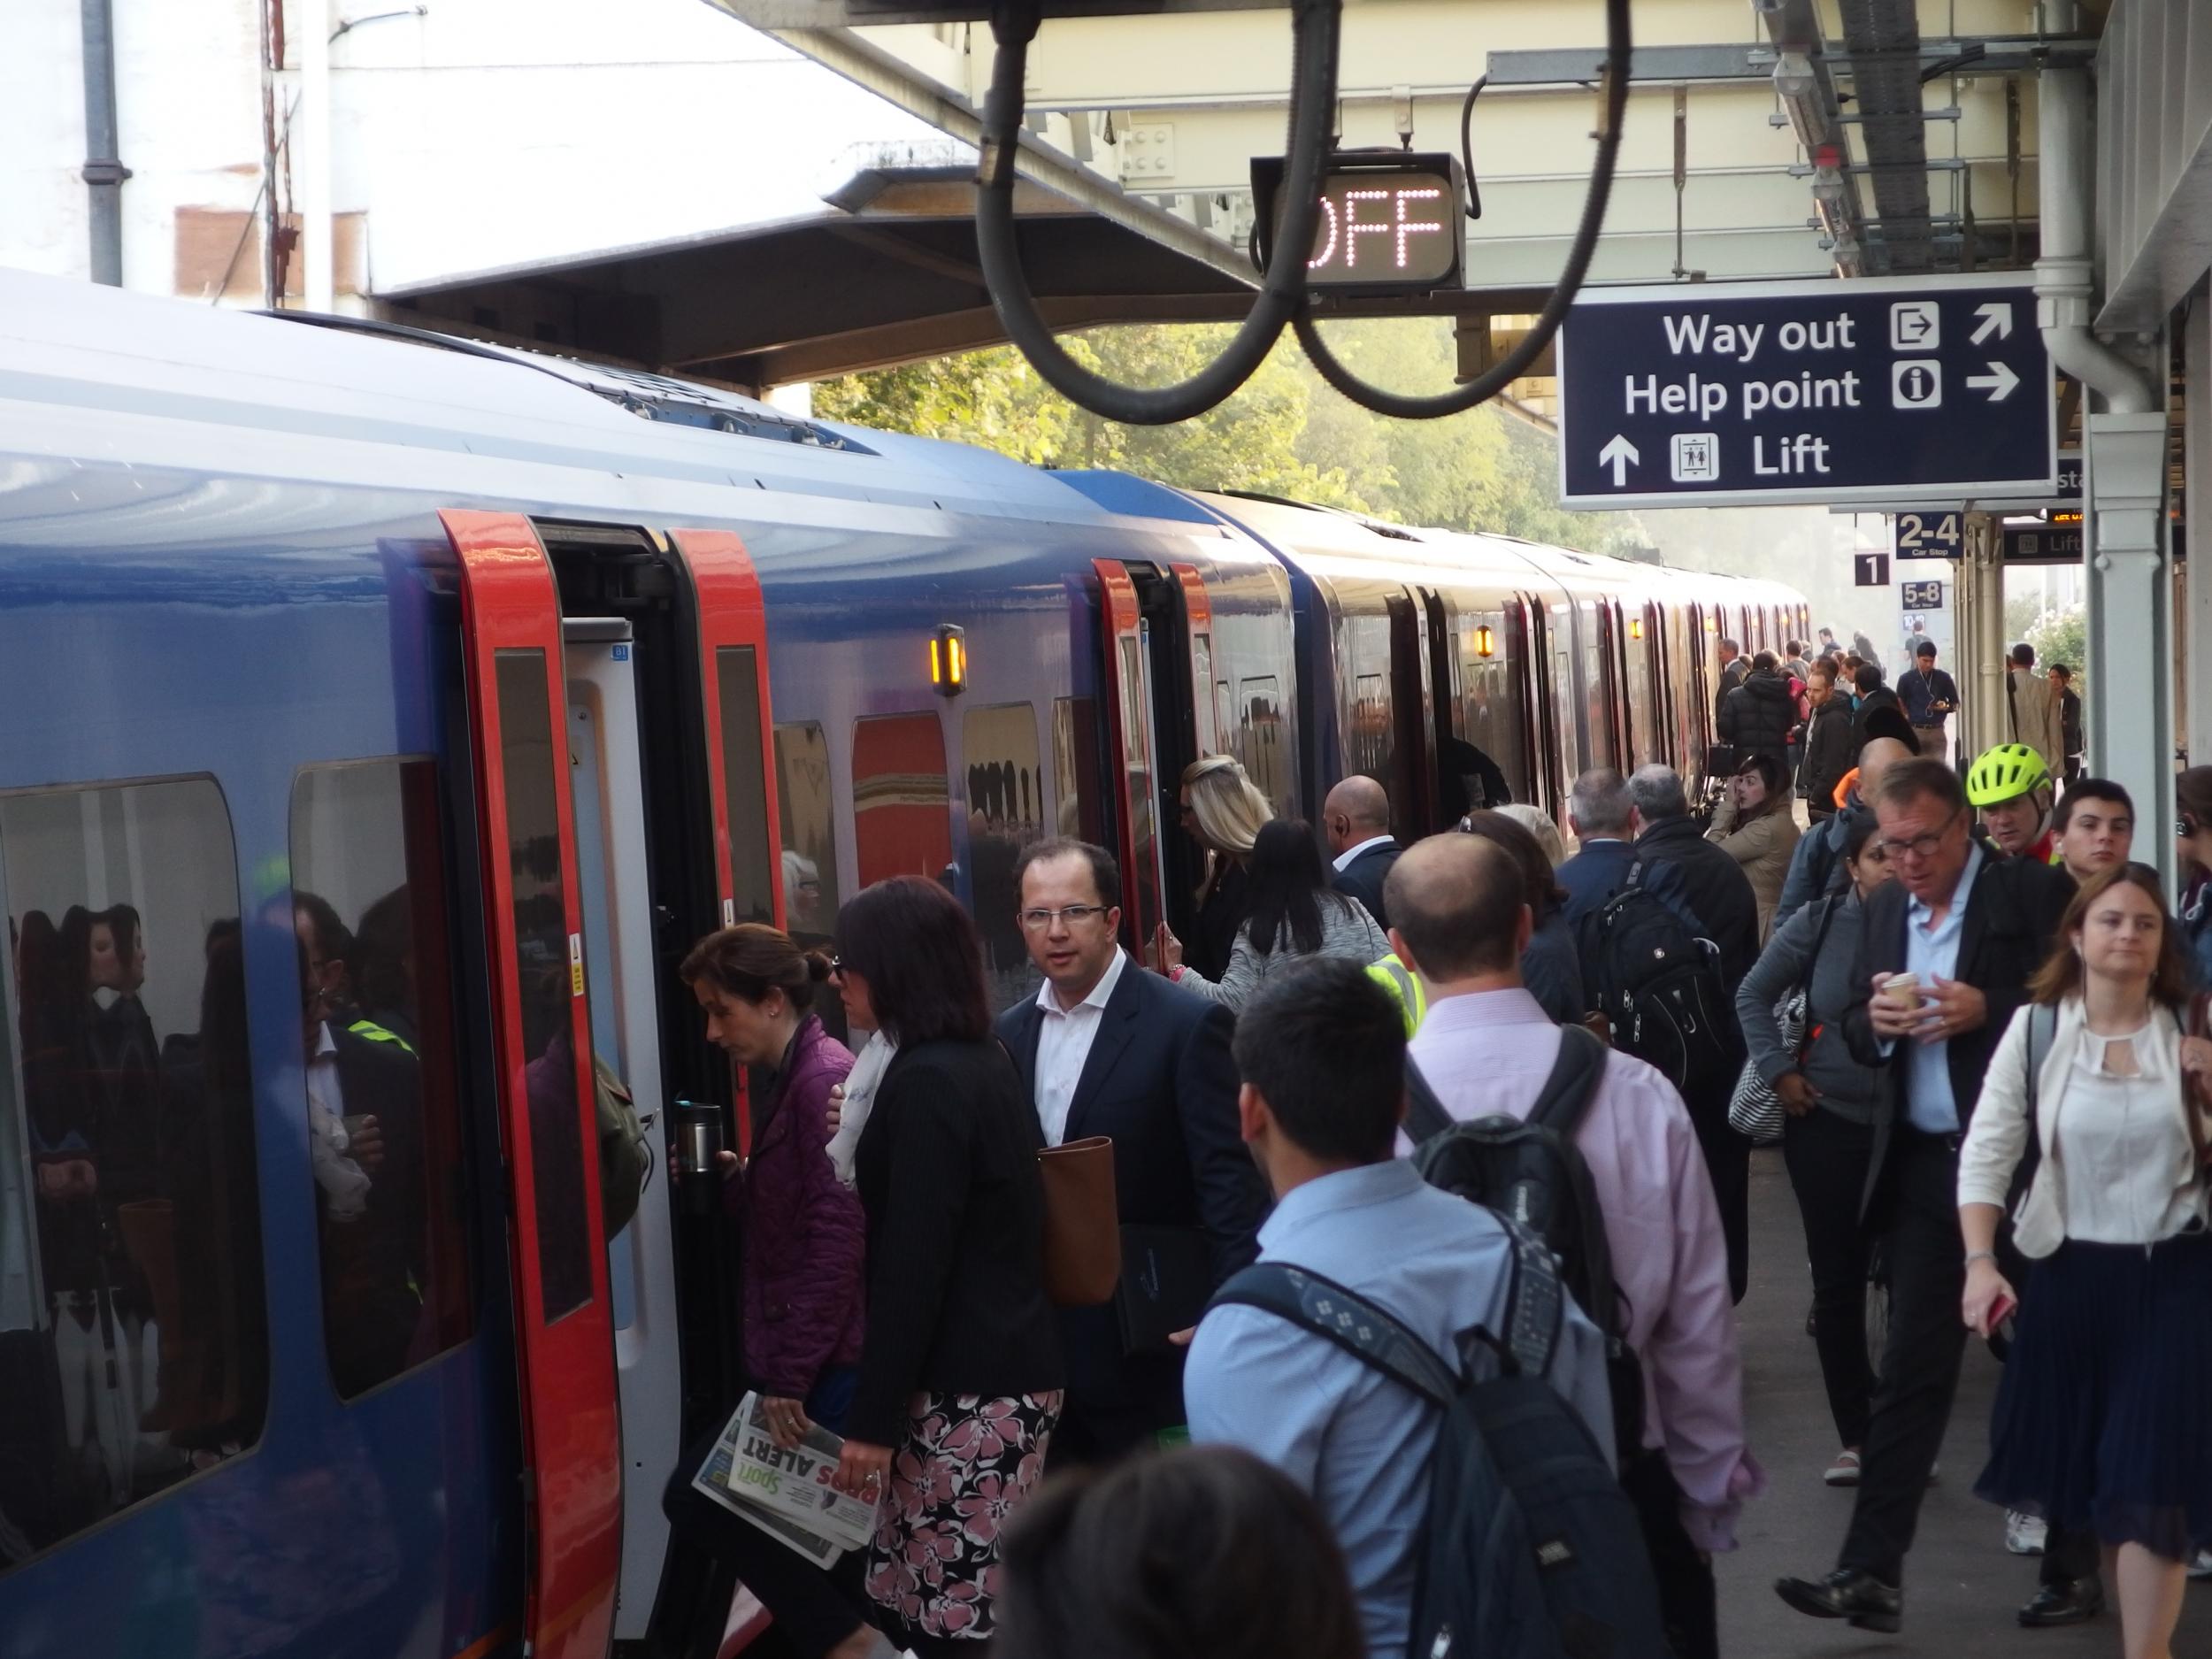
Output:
(1971, 301), (2014, 345)
(1599, 434), (1639, 487)
(1966, 361), (2020, 402)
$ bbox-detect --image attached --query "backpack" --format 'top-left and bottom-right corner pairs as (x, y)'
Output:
(1404, 1026), (1644, 1457)
(595, 1057), (653, 1239)
(1210, 1219), (1668, 1659)
(1582, 863), (1742, 1105)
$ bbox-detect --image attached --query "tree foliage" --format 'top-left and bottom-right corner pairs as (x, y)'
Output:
(811, 319), (1640, 552)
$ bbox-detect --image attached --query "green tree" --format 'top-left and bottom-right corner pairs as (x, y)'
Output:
(2025, 603), (2087, 674)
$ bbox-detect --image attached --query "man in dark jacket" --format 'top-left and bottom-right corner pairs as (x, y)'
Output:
(1777, 759), (2070, 1635)
(1626, 764), (1761, 1302)
(1714, 637), (1747, 722)
(1718, 651), (1799, 770)
(1799, 659), (1863, 821)
(1323, 776), (1401, 928)
(1777, 736), (1912, 929)
(997, 838), (1266, 1462)
(1853, 664), (1905, 738)
(1555, 767), (1703, 949)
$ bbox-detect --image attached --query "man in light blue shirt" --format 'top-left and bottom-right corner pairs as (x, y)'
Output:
(1184, 959), (1611, 1659)
(1894, 837), (1983, 1133)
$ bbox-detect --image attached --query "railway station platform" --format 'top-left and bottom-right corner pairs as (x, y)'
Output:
(1722, 1149), (2211, 1658)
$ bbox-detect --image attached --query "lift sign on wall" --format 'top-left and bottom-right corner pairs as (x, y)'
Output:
(1555, 273), (2055, 509)
(1251, 152), (1464, 295)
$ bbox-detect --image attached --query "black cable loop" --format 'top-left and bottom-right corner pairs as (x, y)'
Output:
(1293, 0), (1631, 421)
(973, 0), (1343, 426)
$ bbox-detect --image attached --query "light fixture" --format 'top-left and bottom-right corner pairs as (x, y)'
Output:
(929, 624), (967, 696)
(1474, 626), (1496, 658)
(1771, 50), (1816, 99)
(1629, 617), (1644, 641)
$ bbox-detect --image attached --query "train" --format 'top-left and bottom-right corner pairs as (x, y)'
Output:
(0, 269), (1804, 1659)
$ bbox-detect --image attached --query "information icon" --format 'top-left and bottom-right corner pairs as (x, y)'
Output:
(1891, 360), (1942, 410)
(1670, 433), (1721, 483)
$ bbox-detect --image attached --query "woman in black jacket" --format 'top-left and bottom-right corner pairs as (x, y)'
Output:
(831, 876), (1064, 1656)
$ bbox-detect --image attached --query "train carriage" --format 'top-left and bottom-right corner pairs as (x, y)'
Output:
(0, 270), (1801, 1659)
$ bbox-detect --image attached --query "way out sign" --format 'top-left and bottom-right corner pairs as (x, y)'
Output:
(1557, 273), (2055, 510)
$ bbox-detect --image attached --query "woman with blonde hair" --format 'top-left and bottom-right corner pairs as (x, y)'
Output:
(1495, 802), (1568, 869)
(1174, 755), (1274, 981)
(1959, 864), (2212, 1659)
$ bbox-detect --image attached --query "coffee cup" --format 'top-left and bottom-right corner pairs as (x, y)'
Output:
(1881, 972), (1922, 1009)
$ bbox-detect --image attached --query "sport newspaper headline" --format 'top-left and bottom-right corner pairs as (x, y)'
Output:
(692, 1391), (881, 1567)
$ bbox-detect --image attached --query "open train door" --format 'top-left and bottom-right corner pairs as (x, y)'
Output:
(441, 510), (621, 1659)
(1093, 559), (1168, 956)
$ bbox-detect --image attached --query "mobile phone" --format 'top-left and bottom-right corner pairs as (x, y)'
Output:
(1985, 1294), (2016, 1333)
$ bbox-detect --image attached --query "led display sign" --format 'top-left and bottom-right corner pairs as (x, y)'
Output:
(1251, 152), (1465, 295)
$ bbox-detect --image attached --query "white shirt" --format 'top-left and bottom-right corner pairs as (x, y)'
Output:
(304, 1022), (371, 1220)
(1332, 833), (1394, 873)
(2055, 1033), (2202, 1245)
(1032, 948), (1127, 1147)
(1896, 841), (1984, 1133)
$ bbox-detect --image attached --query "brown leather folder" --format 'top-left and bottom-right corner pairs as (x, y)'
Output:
(1036, 1134), (1121, 1308)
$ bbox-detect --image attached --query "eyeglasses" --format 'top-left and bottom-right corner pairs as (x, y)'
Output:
(1018, 904), (1110, 932)
(827, 956), (845, 980)
(1878, 809), (1962, 862)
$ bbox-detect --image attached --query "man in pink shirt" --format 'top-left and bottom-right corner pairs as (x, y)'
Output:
(1386, 835), (1762, 1659)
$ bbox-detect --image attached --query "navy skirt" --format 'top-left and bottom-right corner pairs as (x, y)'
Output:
(1977, 1232), (2212, 1561)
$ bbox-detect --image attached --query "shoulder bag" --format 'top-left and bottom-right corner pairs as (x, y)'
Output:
(1728, 896), (1840, 1142)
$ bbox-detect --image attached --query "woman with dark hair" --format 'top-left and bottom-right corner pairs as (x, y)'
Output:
(995, 1445), (1364, 1659)
(1460, 809), (1586, 1025)
(1156, 819), (1386, 1012)
(1960, 864), (2212, 1658)
(661, 924), (872, 1659)
(1706, 751), (1802, 943)
(831, 876), (1064, 1657)
(1736, 812), (1893, 1487)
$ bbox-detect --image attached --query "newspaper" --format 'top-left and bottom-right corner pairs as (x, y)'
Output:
(691, 1391), (881, 1566)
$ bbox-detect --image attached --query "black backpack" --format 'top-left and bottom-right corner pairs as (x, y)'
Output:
(1211, 1219), (1668, 1659)
(1581, 863), (1741, 1105)
(1405, 1027), (1645, 1456)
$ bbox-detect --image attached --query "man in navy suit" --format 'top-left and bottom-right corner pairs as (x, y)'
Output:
(1324, 776), (1402, 928)
(1555, 767), (1703, 962)
(995, 839), (1264, 1463)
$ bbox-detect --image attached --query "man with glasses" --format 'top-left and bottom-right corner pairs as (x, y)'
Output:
(1776, 760), (2068, 1634)
(995, 838), (1263, 1463)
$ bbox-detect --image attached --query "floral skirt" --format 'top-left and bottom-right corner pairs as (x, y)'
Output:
(863, 1389), (1064, 1642)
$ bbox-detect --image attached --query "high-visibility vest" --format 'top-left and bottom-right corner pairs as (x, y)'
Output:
(1365, 955), (1426, 1035)
(347, 1017), (415, 1056)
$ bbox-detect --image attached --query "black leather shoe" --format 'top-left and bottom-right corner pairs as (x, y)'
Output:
(2018, 1578), (2104, 1628)
(1775, 1570), (1903, 1633)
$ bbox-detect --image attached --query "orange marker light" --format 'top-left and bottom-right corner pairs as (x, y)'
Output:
(932, 624), (968, 696)
(1474, 626), (1496, 658)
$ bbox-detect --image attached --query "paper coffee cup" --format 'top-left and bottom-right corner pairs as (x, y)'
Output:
(1882, 972), (1922, 1008)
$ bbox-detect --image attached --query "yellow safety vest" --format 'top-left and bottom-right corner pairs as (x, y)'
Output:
(1365, 955), (1426, 1036)
(347, 1017), (415, 1056)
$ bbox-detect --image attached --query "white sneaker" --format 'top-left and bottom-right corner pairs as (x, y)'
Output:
(2006, 1510), (2048, 1556)
(2188, 1548), (2212, 1581)
(1823, 1448), (1863, 1486)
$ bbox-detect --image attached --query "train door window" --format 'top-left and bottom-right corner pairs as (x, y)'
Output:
(1548, 611), (1582, 786)
(715, 647), (777, 927)
(291, 759), (475, 1397)
(1582, 606), (1615, 770)
(1050, 698), (1102, 843)
(772, 723), (841, 954)
(0, 777), (267, 1565)
(1626, 610), (1660, 767)
(1460, 611), (1528, 808)
(1213, 680), (1233, 764)
(852, 713), (953, 888)
(493, 650), (595, 1327)
(1188, 633), (1218, 757)
(1234, 678), (1290, 817)
(1349, 673), (1387, 787)
(963, 703), (1045, 1012)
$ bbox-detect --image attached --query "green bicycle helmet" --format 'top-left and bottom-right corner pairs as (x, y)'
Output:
(1966, 742), (2052, 808)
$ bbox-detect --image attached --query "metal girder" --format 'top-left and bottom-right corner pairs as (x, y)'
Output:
(1480, 35), (2092, 88)
(2094, 0), (2212, 332)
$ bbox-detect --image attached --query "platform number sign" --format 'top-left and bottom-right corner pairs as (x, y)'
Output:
(1901, 580), (1944, 610)
(1894, 511), (1962, 559)
(1855, 551), (1891, 588)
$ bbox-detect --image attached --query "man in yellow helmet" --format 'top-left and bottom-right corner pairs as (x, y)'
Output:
(1966, 744), (2055, 864)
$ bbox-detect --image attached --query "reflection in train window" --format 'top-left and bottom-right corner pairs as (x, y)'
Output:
(0, 777), (267, 1571)
(1583, 611), (1616, 770)
(964, 703), (1045, 1011)
(772, 723), (841, 950)
(1190, 634), (1217, 754)
(715, 646), (776, 927)
(494, 649), (595, 1328)
(1460, 610), (1528, 810)
(1235, 677), (1291, 817)
(1050, 698), (1102, 844)
(292, 759), (475, 1398)
(852, 713), (952, 889)
(1348, 673), (1388, 790)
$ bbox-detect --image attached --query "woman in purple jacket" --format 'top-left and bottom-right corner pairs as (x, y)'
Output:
(663, 925), (879, 1659)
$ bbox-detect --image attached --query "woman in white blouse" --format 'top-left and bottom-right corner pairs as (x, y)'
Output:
(1958, 864), (2212, 1659)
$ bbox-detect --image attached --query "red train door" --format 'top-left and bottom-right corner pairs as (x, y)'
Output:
(442, 509), (621, 1659)
(1094, 559), (1166, 956)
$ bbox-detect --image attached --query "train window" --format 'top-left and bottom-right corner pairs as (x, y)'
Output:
(1235, 678), (1291, 818)
(715, 647), (777, 927)
(290, 759), (475, 1398)
(493, 649), (595, 1328)
(1348, 673), (1388, 788)
(1461, 611), (1528, 808)
(0, 777), (267, 1568)
(852, 713), (953, 888)
(964, 703), (1045, 1012)
(1189, 634), (1217, 755)
(1582, 611), (1615, 769)
(1051, 698), (1102, 843)
(772, 723), (841, 954)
